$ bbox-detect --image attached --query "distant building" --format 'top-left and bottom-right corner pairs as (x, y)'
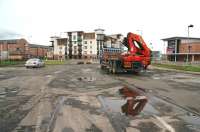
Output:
(67, 31), (84, 59)
(95, 29), (105, 58)
(0, 38), (50, 60)
(162, 37), (200, 62)
(29, 44), (51, 59)
(50, 36), (67, 60)
(83, 32), (97, 59)
(151, 51), (161, 61)
(104, 34), (123, 48)
(50, 29), (106, 59)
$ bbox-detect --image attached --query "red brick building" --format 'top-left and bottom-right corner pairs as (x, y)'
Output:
(162, 37), (200, 62)
(29, 44), (52, 59)
(0, 38), (51, 60)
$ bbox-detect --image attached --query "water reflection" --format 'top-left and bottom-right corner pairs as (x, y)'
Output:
(119, 86), (148, 116)
(98, 86), (148, 117)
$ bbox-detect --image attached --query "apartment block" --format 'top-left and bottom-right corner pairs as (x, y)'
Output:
(83, 32), (97, 59)
(50, 36), (67, 60)
(104, 34), (123, 48)
(50, 29), (127, 60)
(67, 31), (84, 59)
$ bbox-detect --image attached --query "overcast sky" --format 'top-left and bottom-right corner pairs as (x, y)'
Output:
(0, 0), (200, 52)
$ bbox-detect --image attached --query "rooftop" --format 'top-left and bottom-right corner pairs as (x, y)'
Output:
(94, 28), (105, 31)
(56, 38), (68, 40)
(0, 38), (27, 44)
(162, 37), (200, 41)
(65, 31), (84, 33)
(29, 44), (51, 48)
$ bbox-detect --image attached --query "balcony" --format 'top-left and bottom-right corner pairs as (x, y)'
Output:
(78, 43), (82, 46)
(77, 37), (82, 42)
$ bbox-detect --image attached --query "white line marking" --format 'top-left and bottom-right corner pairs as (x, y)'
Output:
(154, 115), (175, 132)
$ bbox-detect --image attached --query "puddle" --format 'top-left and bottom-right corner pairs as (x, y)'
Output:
(77, 61), (84, 64)
(0, 87), (19, 97)
(0, 74), (15, 80)
(0, 74), (5, 77)
(77, 77), (96, 82)
(98, 86), (148, 117)
(152, 76), (160, 80)
(178, 113), (200, 130)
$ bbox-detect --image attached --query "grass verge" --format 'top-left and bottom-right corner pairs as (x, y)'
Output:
(152, 63), (200, 72)
(0, 60), (25, 67)
(44, 60), (66, 65)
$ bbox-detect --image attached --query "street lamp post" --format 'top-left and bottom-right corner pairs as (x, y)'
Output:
(186, 24), (194, 63)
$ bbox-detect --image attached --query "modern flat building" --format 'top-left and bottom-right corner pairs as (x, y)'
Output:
(104, 34), (123, 48)
(0, 38), (50, 60)
(67, 31), (84, 59)
(83, 32), (97, 59)
(95, 29), (105, 58)
(50, 29), (106, 59)
(162, 37), (200, 62)
(50, 36), (68, 60)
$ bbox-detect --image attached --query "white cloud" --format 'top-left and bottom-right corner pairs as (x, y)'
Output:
(0, 0), (200, 52)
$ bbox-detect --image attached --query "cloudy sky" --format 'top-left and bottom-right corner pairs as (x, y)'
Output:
(0, 0), (200, 52)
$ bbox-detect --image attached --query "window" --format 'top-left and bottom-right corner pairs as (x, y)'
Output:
(84, 41), (87, 44)
(74, 46), (77, 50)
(74, 41), (76, 44)
(59, 46), (62, 50)
(90, 46), (92, 49)
(74, 50), (77, 54)
(90, 51), (92, 54)
(84, 51), (87, 54)
(16, 47), (20, 51)
(90, 41), (92, 44)
(84, 46), (87, 49)
(73, 35), (76, 40)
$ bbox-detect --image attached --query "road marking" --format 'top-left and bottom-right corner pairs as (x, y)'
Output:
(154, 115), (175, 132)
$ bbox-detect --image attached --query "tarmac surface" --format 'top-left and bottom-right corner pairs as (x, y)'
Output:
(0, 60), (200, 132)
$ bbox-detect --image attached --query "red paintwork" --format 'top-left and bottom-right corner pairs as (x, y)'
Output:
(122, 32), (151, 69)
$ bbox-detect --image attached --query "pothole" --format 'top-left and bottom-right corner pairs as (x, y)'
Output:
(77, 77), (96, 82)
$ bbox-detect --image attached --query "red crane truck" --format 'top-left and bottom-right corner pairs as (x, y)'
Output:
(100, 32), (151, 74)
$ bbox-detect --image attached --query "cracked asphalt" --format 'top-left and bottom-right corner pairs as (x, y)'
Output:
(0, 60), (200, 132)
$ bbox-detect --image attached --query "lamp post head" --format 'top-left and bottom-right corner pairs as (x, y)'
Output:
(188, 24), (194, 28)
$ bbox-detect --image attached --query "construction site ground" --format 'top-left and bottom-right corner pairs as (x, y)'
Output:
(0, 60), (200, 132)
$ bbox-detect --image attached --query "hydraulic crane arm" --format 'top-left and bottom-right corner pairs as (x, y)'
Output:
(122, 32), (151, 57)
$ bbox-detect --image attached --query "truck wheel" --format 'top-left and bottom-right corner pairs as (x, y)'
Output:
(109, 67), (112, 73)
(112, 61), (117, 74)
(107, 61), (112, 74)
(101, 65), (104, 70)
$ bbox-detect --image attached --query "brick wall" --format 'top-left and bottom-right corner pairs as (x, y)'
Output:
(0, 39), (29, 60)
(0, 39), (50, 60)
(179, 42), (200, 53)
(29, 47), (48, 58)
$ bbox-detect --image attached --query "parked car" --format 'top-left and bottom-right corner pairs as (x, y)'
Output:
(25, 58), (45, 68)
